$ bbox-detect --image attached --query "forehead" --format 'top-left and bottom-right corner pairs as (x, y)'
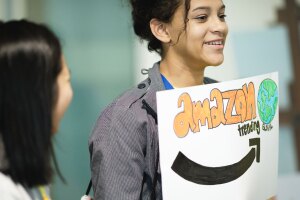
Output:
(189, 0), (225, 10)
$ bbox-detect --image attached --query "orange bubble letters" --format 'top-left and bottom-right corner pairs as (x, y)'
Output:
(173, 82), (256, 137)
(173, 93), (196, 138)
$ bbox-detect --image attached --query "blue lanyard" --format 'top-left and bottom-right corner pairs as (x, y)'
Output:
(161, 74), (174, 90)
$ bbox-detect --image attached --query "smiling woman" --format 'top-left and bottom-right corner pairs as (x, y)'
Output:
(88, 0), (274, 199)
(155, 0), (228, 86)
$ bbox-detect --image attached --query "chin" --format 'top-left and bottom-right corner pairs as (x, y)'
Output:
(206, 55), (224, 66)
(207, 60), (224, 66)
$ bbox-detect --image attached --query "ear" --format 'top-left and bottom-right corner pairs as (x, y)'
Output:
(150, 18), (171, 44)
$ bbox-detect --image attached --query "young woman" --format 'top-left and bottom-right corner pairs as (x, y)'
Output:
(0, 20), (73, 200)
(89, 0), (275, 199)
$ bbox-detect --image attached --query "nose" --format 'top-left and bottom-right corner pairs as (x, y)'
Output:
(210, 17), (228, 37)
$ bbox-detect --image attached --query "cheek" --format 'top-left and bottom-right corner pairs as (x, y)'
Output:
(186, 28), (207, 49)
(58, 84), (73, 114)
(224, 26), (229, 40)
(52, 84), (73, 132)
(223, 22), (229, 39)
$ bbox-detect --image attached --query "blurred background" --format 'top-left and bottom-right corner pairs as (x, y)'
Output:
(0, 0), (299, 199)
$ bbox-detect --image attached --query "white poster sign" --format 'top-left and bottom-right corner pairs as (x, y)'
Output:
(156, 72), (278, 200)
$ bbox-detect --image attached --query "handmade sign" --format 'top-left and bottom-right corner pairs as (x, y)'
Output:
(156, 72), (278, 200)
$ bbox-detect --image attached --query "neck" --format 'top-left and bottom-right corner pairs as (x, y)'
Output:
(159, 57), (206, 88)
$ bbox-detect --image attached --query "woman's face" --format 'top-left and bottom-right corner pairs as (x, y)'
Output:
(52, 56), (73, 133)
(166, 0), (228, 69)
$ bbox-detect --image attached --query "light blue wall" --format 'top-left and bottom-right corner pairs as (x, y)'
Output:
(231, 25), (293, 110)
(42, 1), (134, 199)
(231, 25), (297, 175)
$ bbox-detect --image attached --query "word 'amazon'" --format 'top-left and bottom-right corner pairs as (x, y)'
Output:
(173, 82), (256, 137)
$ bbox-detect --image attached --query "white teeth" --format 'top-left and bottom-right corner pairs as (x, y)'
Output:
(205, 41), (222, 45)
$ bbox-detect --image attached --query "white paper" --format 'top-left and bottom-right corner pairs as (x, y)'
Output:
(156, 72), (279, 200)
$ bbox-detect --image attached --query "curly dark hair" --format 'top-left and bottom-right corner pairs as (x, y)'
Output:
(129, 0), (190, 55)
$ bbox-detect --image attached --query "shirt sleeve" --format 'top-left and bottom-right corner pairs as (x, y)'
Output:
(89, 105), (147, 200)
(0, 173), (32, 200)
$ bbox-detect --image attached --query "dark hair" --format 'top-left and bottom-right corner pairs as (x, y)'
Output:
(0, 20), (63, 187)
(129, 0), (191, 55)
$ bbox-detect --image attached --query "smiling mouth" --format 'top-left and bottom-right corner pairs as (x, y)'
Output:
(204, 40), (224, 45)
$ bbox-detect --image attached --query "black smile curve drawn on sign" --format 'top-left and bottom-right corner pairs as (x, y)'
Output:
(171, 138), (260, 185)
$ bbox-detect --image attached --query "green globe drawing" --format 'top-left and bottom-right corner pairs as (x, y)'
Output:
(257, 79), (278, 124)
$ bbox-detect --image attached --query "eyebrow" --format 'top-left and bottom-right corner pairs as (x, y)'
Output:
(192, 5), (226, 12)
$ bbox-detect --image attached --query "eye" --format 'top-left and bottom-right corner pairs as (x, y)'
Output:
(194, 15), (208, 22)
(219, 14), (227, 21)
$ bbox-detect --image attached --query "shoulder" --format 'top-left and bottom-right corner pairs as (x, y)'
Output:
(100, 77), (151, 121)
(0, 172), (31, 200)
(89, 77), (152, 143)
(116, 77), (151, 108)
(89, 63), (162, 145)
